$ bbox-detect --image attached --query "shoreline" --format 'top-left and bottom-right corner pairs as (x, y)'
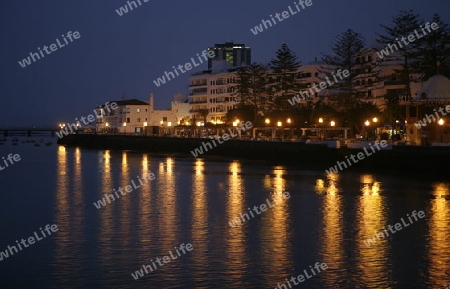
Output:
(57, 134), (450, 176)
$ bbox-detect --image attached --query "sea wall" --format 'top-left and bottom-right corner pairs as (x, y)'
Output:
(57, 134), (450, 176)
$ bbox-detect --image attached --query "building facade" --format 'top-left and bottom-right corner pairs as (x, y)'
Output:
(207, 42), (251, 70)
(96, 95), (191, 134)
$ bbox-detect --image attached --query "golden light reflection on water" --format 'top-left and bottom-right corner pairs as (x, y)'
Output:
(260, 166), (292, 284)
(54, 146), (84, 282)
(119, 152), (132, 248)
(356, 174), (391, 288)
(191, 159), (209, 282)
(318, 173), (345, 286)
(54, 146), (69, 273)
(72, 148), (84, 251)
(158, 157), (177, 265)
(426, 183), (450, 287)
(226, 161), (246, 284)
(139, 154), (152, 245)
(98, 150), (115, 283)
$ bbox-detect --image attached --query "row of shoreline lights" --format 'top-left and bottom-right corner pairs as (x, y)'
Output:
(264, 118), (293, 127)
(318, 118), (336, 127)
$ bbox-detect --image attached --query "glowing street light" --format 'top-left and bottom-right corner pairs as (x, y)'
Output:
(372, 117), (378, 123)
(287, 118), (292, 124)
(438, 118), (445, 142)
(168, 122), (172, 127)
(277, 121), (282, 127)
(106, 122), (109, 127)
(365, 120), (370, 126)
(265, 118), (270, 124)
(330, 120), (336, 127)
(319, 117), (323, 123)
(143, 121), (147, 127)
(123, 122), (127, 126)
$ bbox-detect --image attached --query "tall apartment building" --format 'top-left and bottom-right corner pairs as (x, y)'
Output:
(189, 68), (238, 124)
(207, 42), (251, 70)
(188, 42), (250, 124)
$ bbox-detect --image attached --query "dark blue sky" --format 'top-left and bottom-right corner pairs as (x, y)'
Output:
(1, 0), (449, 126)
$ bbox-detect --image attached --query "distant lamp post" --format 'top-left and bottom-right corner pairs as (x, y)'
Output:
(106, 122), (109, 127)
(232, 121), (237, 127)
(277, 121), (282, 127)
(319, 117), (324, 124)
(265, 118), (270, 125)
(287, 118), (292, 124)
(372, 117), (378, 139)
(168, 122), (172, 127)
(364, 120), (371, 140)
(438, 118), (444, 142)
(330, 120), (336, 127)
(160, 120), (164, 126)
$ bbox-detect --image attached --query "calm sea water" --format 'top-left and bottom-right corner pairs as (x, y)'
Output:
(0, 136), (449, 289)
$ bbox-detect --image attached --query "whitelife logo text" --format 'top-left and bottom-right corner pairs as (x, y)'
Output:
(18, 31), (81, 68)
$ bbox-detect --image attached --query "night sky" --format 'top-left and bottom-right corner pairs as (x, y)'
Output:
(1, 0), (449, 126)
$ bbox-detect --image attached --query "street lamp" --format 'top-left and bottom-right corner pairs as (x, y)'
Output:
(330, 120), (336, 127)
(372, 117), (378, 123)
(265, 118), (270, 125)
(438, 118), (444, 142)
(365, 120), (370, 126)
(277, 121), (282, 127)
(319, 117), (324, 124)
(287, 118), (292, 124)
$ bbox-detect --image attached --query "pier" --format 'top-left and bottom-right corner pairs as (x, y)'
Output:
(0, 127), (58, 137)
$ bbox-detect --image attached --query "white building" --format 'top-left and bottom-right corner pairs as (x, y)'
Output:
(148, 93), (191, 127)
(96, 99), (150, 134)
(96, 94), (191, 134)
(189, 61), (239, 124)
